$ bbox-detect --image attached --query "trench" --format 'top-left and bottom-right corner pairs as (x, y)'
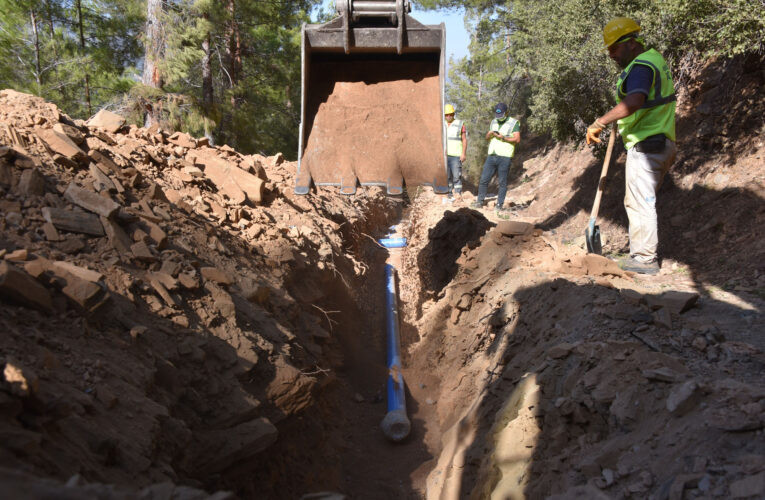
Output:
(219, 199), (451, 499)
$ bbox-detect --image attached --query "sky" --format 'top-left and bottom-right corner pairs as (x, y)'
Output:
(311, 1), (470, 66)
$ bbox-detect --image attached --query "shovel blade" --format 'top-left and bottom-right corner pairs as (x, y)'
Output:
(585, 225), (602, 255)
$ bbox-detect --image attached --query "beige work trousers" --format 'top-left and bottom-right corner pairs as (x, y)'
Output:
(624, 138), (677, 263)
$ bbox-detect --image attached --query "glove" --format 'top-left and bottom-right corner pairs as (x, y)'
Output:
(586, 119), (606, 145)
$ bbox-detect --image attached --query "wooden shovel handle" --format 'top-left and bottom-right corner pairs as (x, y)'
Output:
(589, 124), (617, 221)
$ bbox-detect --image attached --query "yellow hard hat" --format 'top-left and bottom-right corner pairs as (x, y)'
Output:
(603, 17), (641, 48)
(444, 104), (455, 115)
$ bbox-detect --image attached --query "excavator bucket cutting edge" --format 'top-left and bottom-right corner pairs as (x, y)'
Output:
(296, 0), (448, 196)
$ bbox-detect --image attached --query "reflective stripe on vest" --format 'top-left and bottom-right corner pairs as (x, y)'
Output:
(487, 118), (517, 157)
(616, 48), (676, 150)
(446, 119), (463, 157)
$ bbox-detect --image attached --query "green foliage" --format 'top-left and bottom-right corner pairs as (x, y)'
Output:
(0, 0), (144, 118)
(429, 0), (764, 153)
(1, 0), (320, 158)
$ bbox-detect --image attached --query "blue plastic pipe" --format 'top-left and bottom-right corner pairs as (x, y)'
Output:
(378, 237), (407, 248)
(381, 264), (411, 442)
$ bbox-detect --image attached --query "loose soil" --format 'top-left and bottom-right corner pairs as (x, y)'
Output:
(0, 53), (763, 500)
(301, 54), (445, 193)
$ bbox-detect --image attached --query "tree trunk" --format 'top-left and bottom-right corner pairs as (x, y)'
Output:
(30, 9), (42, 95)
(201, 19), (214, 144)
(227, 0), (241, 109)
(75, 0), (92, 116)
(219, 0), (241, 148)
(142, 0), (164, 127)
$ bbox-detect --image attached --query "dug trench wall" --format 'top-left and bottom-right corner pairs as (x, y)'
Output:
(396, 53), (765, 499)
(0, 88), (401, 498)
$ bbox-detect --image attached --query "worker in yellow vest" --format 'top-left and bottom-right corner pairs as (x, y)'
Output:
(444, 104), (467, 202)
(586, 17), (677, 275)
(471, 103), (521, 219)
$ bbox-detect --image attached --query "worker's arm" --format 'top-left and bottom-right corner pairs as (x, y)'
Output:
(587, 65), (652, 144)
(460, 125), (467, 162)
(598, 93), (646, 125)
(485, 130), (497, 140)
(586, 94), (645, 144)
(502, 131), (521, 144)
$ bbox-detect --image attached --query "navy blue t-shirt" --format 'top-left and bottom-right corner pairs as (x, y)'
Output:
(623, 64), (654, 97)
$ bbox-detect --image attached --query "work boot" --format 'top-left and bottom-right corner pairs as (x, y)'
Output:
(619, 257), (660, 275)
(470, 200), (483, 209)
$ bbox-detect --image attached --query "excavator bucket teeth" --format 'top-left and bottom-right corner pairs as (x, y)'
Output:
(386, 173), (404, 196)
(296, 1), (447, 196)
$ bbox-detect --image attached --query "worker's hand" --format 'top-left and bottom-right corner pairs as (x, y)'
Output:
(586, 119), (606, 145)
(460, 154), (466, 163)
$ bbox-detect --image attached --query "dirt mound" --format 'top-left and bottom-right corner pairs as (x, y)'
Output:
(0, 88), (398, 497)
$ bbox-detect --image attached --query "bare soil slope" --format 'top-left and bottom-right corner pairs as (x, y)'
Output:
(397, 54), (765, 499)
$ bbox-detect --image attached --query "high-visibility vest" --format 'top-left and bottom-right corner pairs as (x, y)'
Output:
(446, 119), (464, 157)
(487, 117), (518, 157)
(616, 48), (676, 150)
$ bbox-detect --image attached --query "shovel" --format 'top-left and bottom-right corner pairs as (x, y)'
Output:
(585, 124), (617, 254)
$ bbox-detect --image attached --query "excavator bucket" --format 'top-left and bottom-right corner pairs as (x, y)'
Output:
(295, 0), (448, 196)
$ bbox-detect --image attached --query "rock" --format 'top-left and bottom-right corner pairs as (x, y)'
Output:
(666, 380), (701, 416)
(201, 266), (233, 285)
(4, 249), (28, 262)
(100, 216), (133, 258)
(206, 282), (235, 317)
(159, 260), (181, 277)
(143, 220), (167, 249)
(88, 150), (121, 176)
(130, 241), (156, 262)
(495, 220), (533, 236)
(62, 276), (107, 311)
(454, 292), (472, 311)
(52, 261), (103, 282)
(668, 474), (703, 500)
(168, 131), (196, 149)
(37, 128), (87, 164)
(199, 418), (277, 474)
(87, 109), (126, 133)
(3, 358), (40, 396)
(692, 336), (707, 351)
(18, 168), (45, 196)
(178, 272), (199, 290)
(642, 366), (685, 383)
(0, 261), (52, 311)
(89, 163), (116, 192)
(729, 472), (765, 499)
(150, 271), (178, 291)
(653, 307), (672, 329)
(548, 343), (576, 359)
(620, 288), (644, 305)
(52, 123), (85, 144)
(63, 183), (120, 218)
(150, 277), (178, 307)
(42, 207), (104, 236)
(659, 291), (699, 314)
(195, 153), (265, 205)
